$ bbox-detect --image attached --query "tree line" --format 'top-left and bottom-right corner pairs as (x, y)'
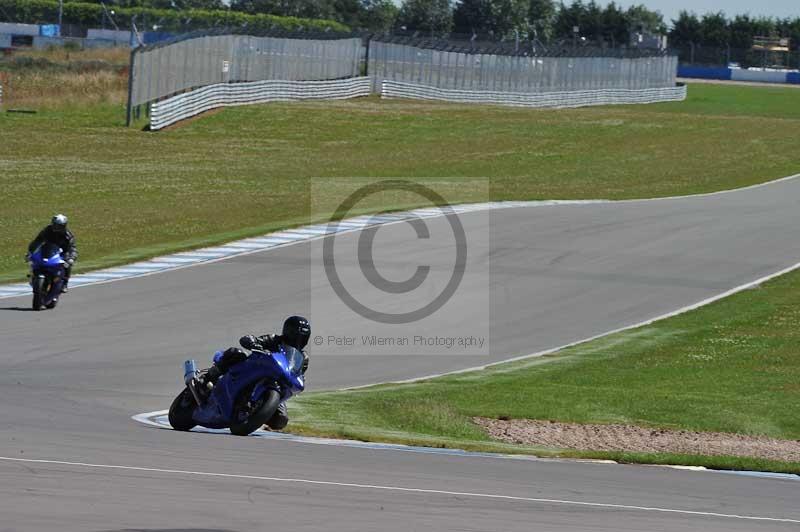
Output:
(394, 2), (800, 51)
(3, 0), (799, 52)
(670, 11), (800, 51)
(397, 0), (666, 45)
(0, 0), (349, 33)
(46, 0), (401, 32)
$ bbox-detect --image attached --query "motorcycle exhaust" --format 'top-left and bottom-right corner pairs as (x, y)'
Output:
(183, 360), (203, 406)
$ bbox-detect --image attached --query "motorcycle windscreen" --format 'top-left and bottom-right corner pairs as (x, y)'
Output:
(39, 242), (63, 261)
(282, 346), (305, 376)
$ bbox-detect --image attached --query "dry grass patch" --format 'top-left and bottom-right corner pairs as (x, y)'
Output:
(2, 70), (127, 107)
(475, 418), (800, 463)
(0, 46), (128, 107)
(10, 45), (130, 65)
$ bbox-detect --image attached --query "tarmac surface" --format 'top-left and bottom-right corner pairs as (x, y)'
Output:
(2, 176), (800, 531)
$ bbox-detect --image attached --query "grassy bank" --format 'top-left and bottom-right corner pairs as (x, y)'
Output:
(0, 47), (129, 107)
(289, 267), (800, 474)
(1, 83), (799, 282)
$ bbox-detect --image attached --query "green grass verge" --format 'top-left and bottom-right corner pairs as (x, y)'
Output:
(289, 267), (800, 474)
(1, 83), (799, 282)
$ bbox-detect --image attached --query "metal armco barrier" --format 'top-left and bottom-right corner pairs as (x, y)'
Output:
(150, 77), (371, 130)
(130, 35), (362, 109)
(381, 80), (687, 109)
(369, 41), (678, 94)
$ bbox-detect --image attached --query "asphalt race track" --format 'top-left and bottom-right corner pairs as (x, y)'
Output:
(2, 177), (800, 531)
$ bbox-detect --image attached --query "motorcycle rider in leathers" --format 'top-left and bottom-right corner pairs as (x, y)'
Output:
(27, 214), (77, 292)
(198, 316), (310, 430)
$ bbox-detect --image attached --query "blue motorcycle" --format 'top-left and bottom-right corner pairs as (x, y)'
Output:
(28, 242), (67, 311)
(168, 346), (306, 436)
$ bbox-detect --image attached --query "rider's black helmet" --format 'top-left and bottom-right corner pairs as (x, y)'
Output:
(282, 315), (310, 350)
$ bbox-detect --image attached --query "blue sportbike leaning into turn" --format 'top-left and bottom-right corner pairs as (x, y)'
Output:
(28, 242), (67, 311)
(168, 346), (306, 436)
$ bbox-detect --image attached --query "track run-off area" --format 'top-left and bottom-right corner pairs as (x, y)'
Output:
(1, 175), (800, 531)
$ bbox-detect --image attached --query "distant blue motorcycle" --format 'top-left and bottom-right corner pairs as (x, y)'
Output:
(28, 242), (67, 311)
(168, 346), (306, 436)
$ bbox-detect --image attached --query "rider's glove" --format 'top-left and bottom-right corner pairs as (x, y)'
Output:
(239, 335), (259, 350)
(301, 354), (309, 374)
(25, 252), (31, 262)
(66, 258), (75, 266)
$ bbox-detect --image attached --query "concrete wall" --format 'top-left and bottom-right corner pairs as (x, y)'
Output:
(0, 23), (39, 36)
(731, 69), (793, 84)
(1, 30), (131, 50)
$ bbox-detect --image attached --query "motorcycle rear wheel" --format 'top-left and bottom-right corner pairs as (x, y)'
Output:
(230, 388), (281, 436)
(168, 388), (197, 431)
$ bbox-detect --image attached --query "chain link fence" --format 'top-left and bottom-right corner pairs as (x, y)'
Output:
(368, 40), (677, 94)
(127, 30), (362, 124)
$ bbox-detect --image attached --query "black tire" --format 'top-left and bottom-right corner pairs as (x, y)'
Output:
(230, 388), (281, 436)
(168, 388), (197, 431)
(45, 280), (60, 309)
(31, 276), (44, 311)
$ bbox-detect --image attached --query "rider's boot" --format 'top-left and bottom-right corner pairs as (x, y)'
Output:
(61, 267), (71, 293)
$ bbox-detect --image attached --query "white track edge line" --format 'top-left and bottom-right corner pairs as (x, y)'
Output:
(0, 202), (598, 298)
(2, 172), (797, 300)
(0, 456), (796, 523)
(130, 410), (800, 481)
(342, 259), (800, 389)
(598, 172), (800, 204)
(131, 410), (610, 465)
(0, 216), (458, 299)
(13, 173), (800, 476)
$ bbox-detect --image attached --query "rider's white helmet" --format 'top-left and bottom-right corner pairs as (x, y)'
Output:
(51, 214), (68, 228)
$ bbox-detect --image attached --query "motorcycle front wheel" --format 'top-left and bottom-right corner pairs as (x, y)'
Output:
(230, 388), (281, 436)
(31, 276), (44, 311)
(168, 388), (197, 431)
